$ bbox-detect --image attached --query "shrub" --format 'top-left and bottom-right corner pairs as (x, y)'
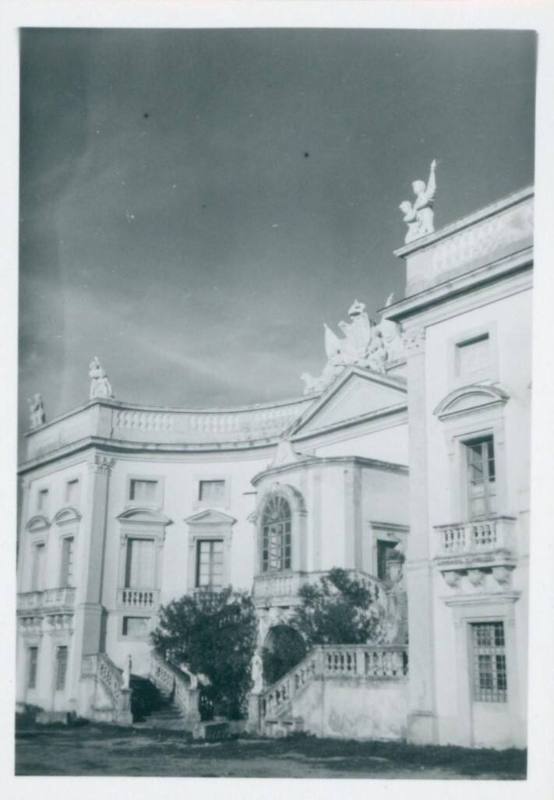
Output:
(151, 588), (257, 720)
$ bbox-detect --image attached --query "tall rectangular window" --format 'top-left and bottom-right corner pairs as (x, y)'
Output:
(124, 538), (155, 588)
(60, 537), (75, 587)
(31, 543), (45, 591)
(471, 622), (507, 702)
(37, 488), (49, 513)
(55, 646), (68, 691)
(196, 539), (224, 589)
(65, 479), (80, 506)
(465, 436), (496, 519)
(129, 479), (158, 504)
(198, 480), (226, 507)
(456, 333), (490, 377)
(27, 646), (38, 689)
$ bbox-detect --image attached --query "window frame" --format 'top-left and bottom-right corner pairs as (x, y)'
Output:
(125, 474), (164, 509)
(470, 621), (508, 703)
(260, 494), (293, 574)
(64, 477), (81, 507)
(54, 645), (69, 692)
(59, 535), (76, 588)
(193, 474), (231, 511)
(195, 538), (225, 589)
(448, 322), (498, 388)
(27, 646), (39, 690)
(464, 434), (497, 520)
(36, 487), (50, 514)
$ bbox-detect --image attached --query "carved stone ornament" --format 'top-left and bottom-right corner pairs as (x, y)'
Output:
(466, 568), (486, 587)
(399, 159), (437, 244)
(442, 570), (462, 589)
(28, 393), (46, 429)
(88, 453), (115, 474)
(89, 356), (114, 400)
(300, 298), (405, 394)
(492, 565), (513, 587)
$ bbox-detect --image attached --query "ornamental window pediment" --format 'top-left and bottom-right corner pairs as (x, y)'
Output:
(53, 506), (82, 526)
(433, 384), (509, 422)
(117, 507), (173, 526)
(26, 515), (51, 533)
(184, 509), (237, 527)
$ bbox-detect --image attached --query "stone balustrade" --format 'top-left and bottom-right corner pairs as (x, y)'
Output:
(17, 591), (43, 611)
(24, 394), (314, 460)
(253, 569), (387, 608)
(435, 516), (516, 557)
(117, 588), (160, 610)
(261, 644), (408, 720)
(17, 587), (76, 614)
(81, 652), (132, 724)
(150, 651), (200, 726)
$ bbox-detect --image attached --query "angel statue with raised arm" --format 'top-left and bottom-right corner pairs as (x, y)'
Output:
(399, 159), (437, 244)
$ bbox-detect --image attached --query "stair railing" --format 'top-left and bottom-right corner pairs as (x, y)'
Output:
(260, 644), (408, 721)
(81, 653), (132, 724)
(149, 650), (201, 725)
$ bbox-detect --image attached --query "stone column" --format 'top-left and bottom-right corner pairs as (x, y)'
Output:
(403, 326), (438, 743)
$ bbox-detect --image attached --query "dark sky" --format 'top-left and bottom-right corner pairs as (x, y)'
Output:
(19, 28), (536, 438)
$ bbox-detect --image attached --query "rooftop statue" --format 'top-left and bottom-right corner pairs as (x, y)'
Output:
(28, 393), (46, 429)
(399, 159), (437, 244)
(89, 356), (114, 400)
(300, 297), (406, 394)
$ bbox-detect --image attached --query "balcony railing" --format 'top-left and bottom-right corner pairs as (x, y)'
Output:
(253, 569), (387, 607)
(435, 516), (516, 558)
(117, 588), (160, 610)
(17, 587), (76, 614)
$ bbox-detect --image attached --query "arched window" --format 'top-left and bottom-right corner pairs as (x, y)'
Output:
(261, 495), (292, 573)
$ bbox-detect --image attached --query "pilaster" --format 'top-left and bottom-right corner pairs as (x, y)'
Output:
(73, 453), (114, 690)
(403, 325), (438, 743)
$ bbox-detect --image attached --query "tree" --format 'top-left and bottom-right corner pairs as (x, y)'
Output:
(290, 568), (384, 647)
(151, 588), (257, 719)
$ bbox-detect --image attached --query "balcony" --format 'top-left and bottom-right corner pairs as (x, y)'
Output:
(17, 587), (76, 614)
(117, 588), (160, 610)
(434, 516), (517, 589)
(253, 569), (387, 608)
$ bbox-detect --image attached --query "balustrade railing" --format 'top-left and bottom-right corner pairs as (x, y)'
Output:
(435, 516), (516, 557)
(260, 644), (408, 720)
(81, 652), (130, 722)
(253, 569), (387, 606)
(149, 651), (200, 723)
(43, 587), (76, 608)
(117, 588), (160, 609)
(17, 587), (76, 613)
(17, 591), (43, 611)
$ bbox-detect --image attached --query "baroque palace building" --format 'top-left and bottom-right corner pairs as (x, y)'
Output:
(16, 182), (533, 749)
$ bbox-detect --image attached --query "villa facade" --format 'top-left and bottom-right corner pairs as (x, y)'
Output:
(16, 186), (533, 748)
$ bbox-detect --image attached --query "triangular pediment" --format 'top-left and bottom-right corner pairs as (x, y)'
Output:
(434, 384), (510, 421)
(288, 367), (407, 438)
(184, 509), (237, 526)
(117, 507), (173, 525)
(26, 514), (50, 533)
(54, 506), (82, 525)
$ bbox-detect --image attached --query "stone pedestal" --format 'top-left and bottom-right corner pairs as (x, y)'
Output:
(116, 688), (133, 726)
(247, 692), (262, 734)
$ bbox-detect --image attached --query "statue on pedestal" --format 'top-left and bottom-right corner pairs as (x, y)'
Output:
(122, 654), (132, 690)
(89, 356), (114, 400)
(251, 652), (264, 694)
(399, 159), (437, 243)
(28, 393), (46, 428)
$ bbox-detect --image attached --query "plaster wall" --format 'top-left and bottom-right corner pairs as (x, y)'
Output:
(424, 285), (531, 748)
(292, 678), (408, 740)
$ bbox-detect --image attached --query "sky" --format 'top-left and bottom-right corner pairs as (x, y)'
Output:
(19, 28), (536, 439)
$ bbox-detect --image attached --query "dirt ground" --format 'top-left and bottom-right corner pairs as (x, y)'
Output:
(15, 723), (527, 779)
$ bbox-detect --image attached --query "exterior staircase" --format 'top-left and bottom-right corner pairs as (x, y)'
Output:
(131, 677), (189, 731)
(257, 644), (409, 738)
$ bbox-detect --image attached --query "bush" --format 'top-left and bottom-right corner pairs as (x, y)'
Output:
(290, 568), (384, 647)
(151, 588), (257, 719)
